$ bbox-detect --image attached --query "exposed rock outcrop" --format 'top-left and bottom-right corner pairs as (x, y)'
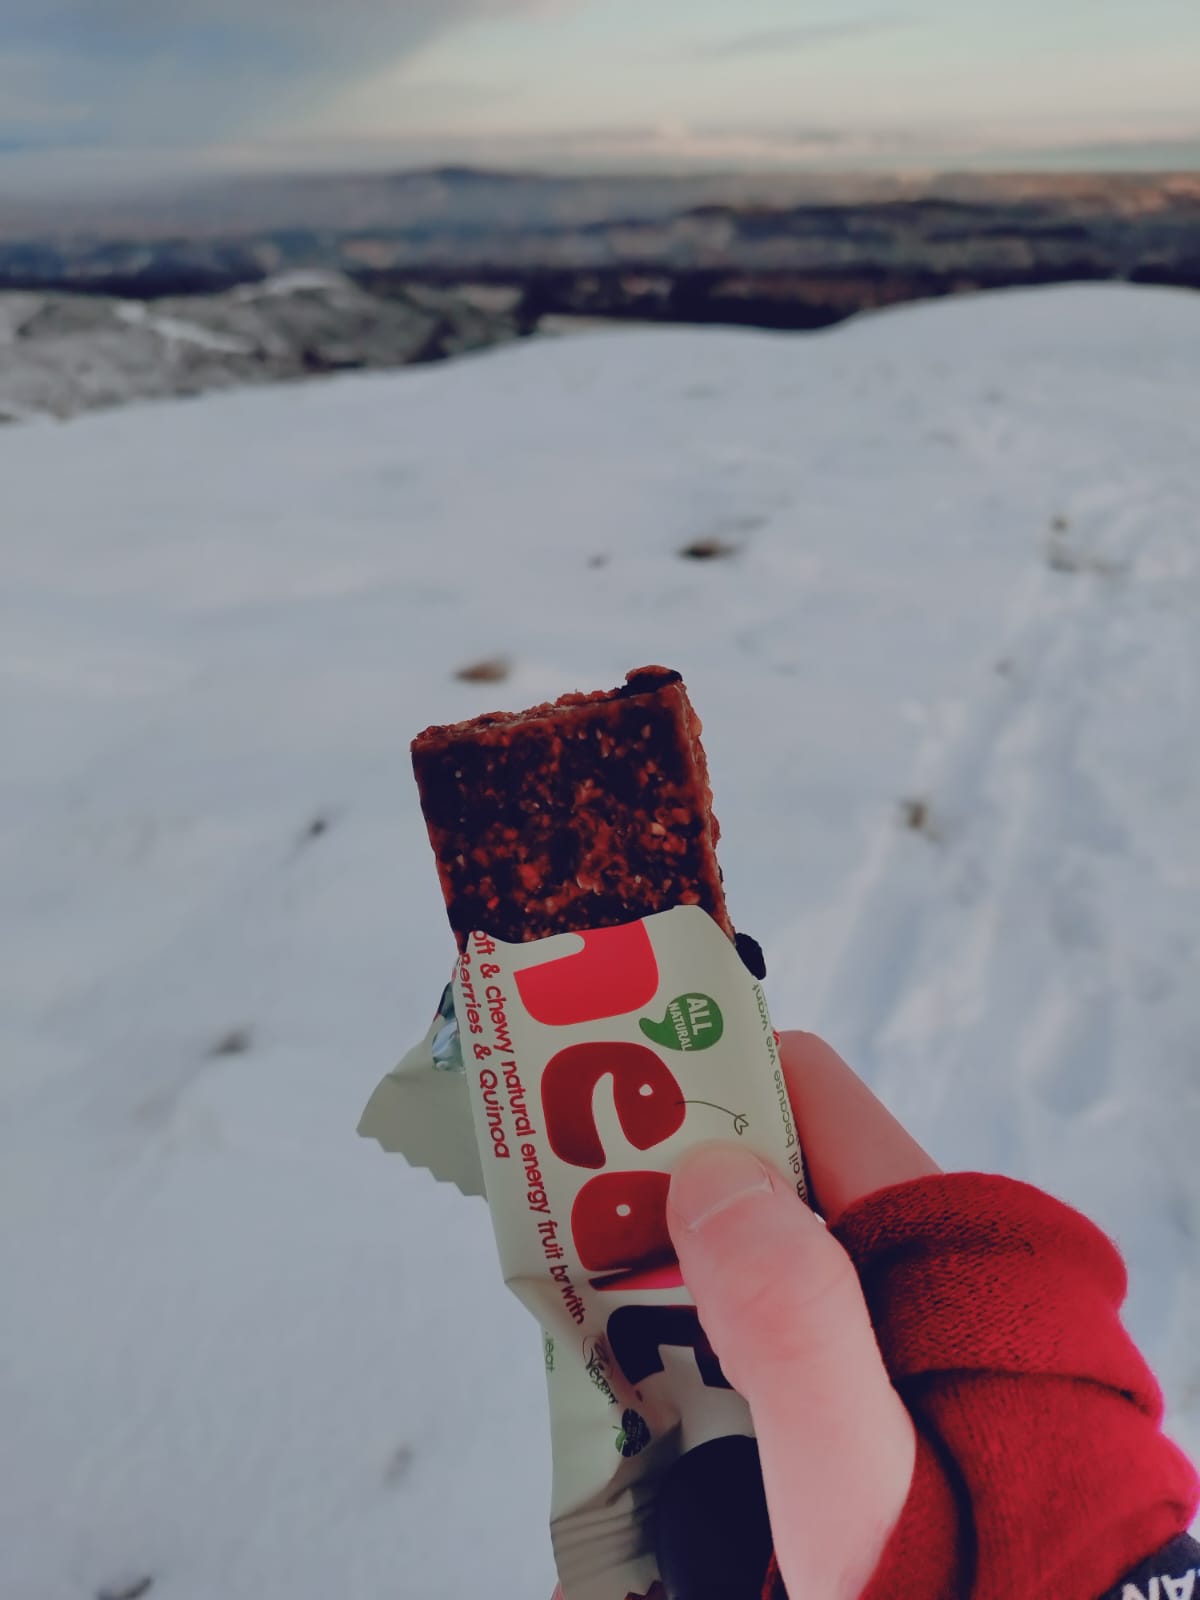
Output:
(0, 272), (523, 422)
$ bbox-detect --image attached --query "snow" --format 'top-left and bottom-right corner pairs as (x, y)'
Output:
(115, 301), (255, 356)
(2, 283), (1198, 1600)
(232, 270), (360, 300)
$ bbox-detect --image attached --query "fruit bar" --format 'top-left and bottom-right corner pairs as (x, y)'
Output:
(411, 665), (733, 949)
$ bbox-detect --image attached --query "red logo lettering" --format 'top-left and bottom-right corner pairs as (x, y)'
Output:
(514, 922), (659, 1027)
(571, 1170), (673, 1274)
(542, 1041), (684, 1169)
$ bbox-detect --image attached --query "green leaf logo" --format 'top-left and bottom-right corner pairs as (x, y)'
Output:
(639, 993), (724, 1052)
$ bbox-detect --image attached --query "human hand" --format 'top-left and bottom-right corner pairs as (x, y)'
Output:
(549, 1032), (1195, 1600)
(662, 1032), (1198, 1600)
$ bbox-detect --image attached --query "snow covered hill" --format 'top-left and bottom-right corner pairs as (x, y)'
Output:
(2, 284), (1198, 1600)
(0, 274), (520, 423)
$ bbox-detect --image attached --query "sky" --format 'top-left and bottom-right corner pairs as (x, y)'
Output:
(2, 0), (1199, 184)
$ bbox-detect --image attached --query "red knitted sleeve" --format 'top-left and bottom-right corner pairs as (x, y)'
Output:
(764, 1173), (1198, 1600)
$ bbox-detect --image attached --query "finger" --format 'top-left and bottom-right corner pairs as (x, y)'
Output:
(668, 1142), (915, 1600)
(779, 1031), (939, 1221)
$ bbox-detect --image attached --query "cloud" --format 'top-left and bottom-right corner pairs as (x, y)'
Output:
(0, 54), (93, 138)
(0, 0), (554, 147)
(684, 14), (915, 62)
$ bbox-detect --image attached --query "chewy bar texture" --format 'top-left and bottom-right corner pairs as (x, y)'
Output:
(412, 665), (733, 949)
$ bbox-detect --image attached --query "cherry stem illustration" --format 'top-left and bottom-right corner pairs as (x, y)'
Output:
(678, 1100), (749, 1135)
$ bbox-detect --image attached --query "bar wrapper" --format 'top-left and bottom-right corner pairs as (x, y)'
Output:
(361, 905), (806, 1600)
(359, 982), (486, 1198)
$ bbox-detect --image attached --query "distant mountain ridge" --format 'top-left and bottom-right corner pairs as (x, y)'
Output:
(0, 168), (1196, 339)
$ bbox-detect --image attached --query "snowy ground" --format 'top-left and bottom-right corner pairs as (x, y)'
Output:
(2, 284), (1198, 1600)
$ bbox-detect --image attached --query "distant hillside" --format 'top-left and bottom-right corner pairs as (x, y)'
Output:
(1, 168), (1196, 329)
(0, 273), (523, 423)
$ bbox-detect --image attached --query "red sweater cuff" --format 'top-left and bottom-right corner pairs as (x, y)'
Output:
(831, 1173), (1160, 1407)
(853, 1427), (966, 1600)
(764, 1173), (1198, 1600)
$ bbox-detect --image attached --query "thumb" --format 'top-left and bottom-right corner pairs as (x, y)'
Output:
(667, 1143), (916, 1600)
